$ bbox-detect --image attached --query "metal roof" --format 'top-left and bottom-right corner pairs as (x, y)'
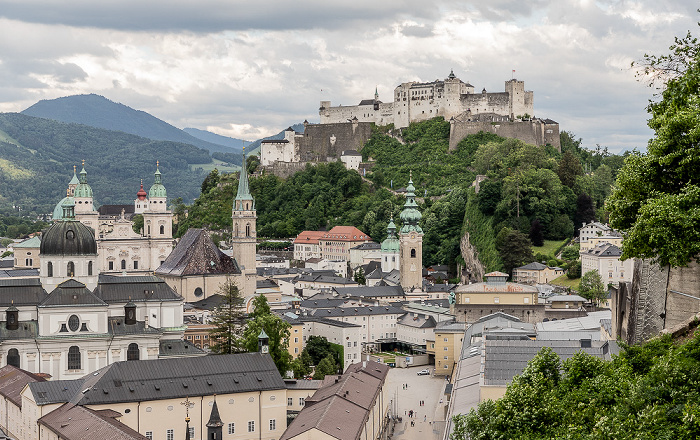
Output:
(0, 278), (47, 306)
(0, 320), (38, 341)
(76, 352), (285, 405)
(108, 317), (161, 336)
(40, 280), (106, 307)
(334, 285), (405, 298)
(155, 228), (240, 277)
(13, 236), (41, 248)
(29, 379), (87, 405)
(158, 339), (206, 357)
(311, 305), (404, 317)
(0, 365), (45, 407)
(0, 268), (40, 278)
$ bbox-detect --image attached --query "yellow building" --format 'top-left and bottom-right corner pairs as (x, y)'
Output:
(433, 321), (466, 376)
(512, 262), (564, 285)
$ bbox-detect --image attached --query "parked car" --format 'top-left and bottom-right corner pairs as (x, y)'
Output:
(417, 368), (430, 376)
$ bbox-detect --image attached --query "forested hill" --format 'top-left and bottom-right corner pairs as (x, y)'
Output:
(183, 127), (251, 150)
(21, 94), (240, 156)
(177, 117), (624, 276)
(0, 113), (211, 215)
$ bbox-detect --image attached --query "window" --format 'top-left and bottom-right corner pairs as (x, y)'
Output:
(67, 261), (75, 277)
(132, 260), (138, 270)
(121, 259), (126, 270)
(145, 432), (153, 440)
(194, 287), (203, 297)
(68, 346), (81, 370)
(494, 297), (500, 304)
(88, 261), (93, 276)
(160, 225), (165, 235)
(294, 347), (298, 353)
(167, 429), (174, 440)
(443, 338), (448, 342)
(347, 342), (351, 347)
(108, 261), (114, 270)
(47, 262), (53, 277)
(248, 421), (255, 432)
(246, 223), (251, 237)
(444, 356), (448, 360)
(188, 427), (194, 438)
(269, 420), (276, 431)
(524, 297), (529, 304)
(443, 347), (448, 351)
(294, 337), (298, 343)
(7, 348), (20, 368)
(443, 364), (448, 369)
(287, 397), (293, 406)
(410, 248), (416, 258)
(299, 397), (305, 406)
(127, 343), (139, 361)
(228, 423), (235, 434)
(68, 315), (80, 332)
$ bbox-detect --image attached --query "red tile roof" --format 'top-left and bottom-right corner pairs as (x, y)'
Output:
(293, 231), (326, 245)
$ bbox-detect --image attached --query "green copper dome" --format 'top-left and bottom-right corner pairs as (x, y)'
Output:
(74, 166), (93, 198)
(52, 197), (70, 220)
(148, 164), (167, 198)
(381, 217), (400, 252)
(399, 175), (423, 233)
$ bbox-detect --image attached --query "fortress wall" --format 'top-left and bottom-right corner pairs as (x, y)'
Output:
(320, 103), (380, 124)
(449, 119), (561, 151)
(262, 161), (308, 179)
(298, 122), (373, 160)
(460, 92), (510, 115)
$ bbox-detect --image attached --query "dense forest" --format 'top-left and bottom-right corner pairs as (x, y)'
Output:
(451, 330), (700, 439)
(176, 117), (623, 275)
(0, 113), (214, 215)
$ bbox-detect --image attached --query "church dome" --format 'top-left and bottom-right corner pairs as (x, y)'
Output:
(381, 218), (400, 253)
(52, 197), (70, 220)
(74, 166), (93, 198)
(136, 181), (147, 200)
(399, 176), (423, 233)
(148, 164), (167, 198)
(40, 221), (97, 256)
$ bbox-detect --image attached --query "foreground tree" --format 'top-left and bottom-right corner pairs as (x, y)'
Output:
(240, 295), (292, 376)
(208, 278), (245, 354)
(496, 227), (534, 276)
(608, 29), (700, 267)
(579, 270), (606, 306)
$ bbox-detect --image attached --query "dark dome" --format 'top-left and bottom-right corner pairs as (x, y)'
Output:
(40, 221), (97, 255)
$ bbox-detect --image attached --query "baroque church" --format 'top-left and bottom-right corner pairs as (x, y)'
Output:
(0, 190), (195, 380)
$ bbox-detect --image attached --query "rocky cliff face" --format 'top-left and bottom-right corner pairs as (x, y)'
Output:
(460, 231), (485, 283)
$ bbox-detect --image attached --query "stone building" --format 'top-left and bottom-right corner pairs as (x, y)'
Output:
(453, 272), (544, 323)
(320, 71), (534, 129)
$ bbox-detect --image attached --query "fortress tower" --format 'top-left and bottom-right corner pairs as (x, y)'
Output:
(399, 173), (423, 291)
(231, 149), (257, 296)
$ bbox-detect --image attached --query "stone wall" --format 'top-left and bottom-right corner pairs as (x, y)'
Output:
(613, 259), (700, 345)
(449, 118), (561, 151)
(298, 121), (373, 160)
(261, 162), (309, 179)
(453, 304), (545, 324)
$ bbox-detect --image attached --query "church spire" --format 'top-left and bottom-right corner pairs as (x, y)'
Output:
(235, 147), (253, 205)
(399, 171), (422, 233)
(206, 396), (223, 439)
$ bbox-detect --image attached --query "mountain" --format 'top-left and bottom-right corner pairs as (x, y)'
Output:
(22, 94), (237, 155)
(183, 127), (249, 151)
(0, 113), (212, 215)
(245, 123), (306, 156)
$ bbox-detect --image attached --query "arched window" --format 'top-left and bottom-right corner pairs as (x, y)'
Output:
(235, 224), (239, 237)
(67, 261), (75, 277)
(7, 348), (20, 368)
(68, 346), (81, 370)
(47, 262), (53, 277)
(160, 225), (164, 235)
(410, 249), (416, 258)
(133, 260), (139, 270)
(127, 343), (139, 361)
(121, 260), (126, 270)
(147, 225), (151, 235)
(245, 223), (250, 237)
(88, 261), (93, 276)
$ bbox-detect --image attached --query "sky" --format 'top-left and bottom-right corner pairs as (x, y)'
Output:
(0, 1), (696, 153)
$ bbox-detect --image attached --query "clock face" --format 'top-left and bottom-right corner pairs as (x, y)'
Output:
(9, 315), (15, 324)
(262, 345), (269, 354)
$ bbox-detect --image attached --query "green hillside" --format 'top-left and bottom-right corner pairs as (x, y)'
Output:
(177, 117), (623, 275)
(22, 94), (241, 157)
(0, 113), (212, 215)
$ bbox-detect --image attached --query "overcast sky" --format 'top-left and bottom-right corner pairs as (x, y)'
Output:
(0, 1), (695, 153)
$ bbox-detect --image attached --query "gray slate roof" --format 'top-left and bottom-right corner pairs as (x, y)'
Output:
(0, 320), (38, 341)
(155, 228), (240, 277)
(108, 317), (161, 336)
(0, 268), (40, 278)
(516, 262), (548, 271)
(40, 280), (106, 307)
(75, 353), (285, 405)
(299, 298), (346, 309)
(334, 285), (405, 298)
(159, 339), (206, 357)
(0, 278), (47, 306)
(95, 274), (181, 303)
(311, 305), (404, 318)
(29, 379), (87, 405)
(397, 313), (436, 329)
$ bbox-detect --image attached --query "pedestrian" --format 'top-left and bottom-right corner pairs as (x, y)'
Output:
(424, 415), (427, 422)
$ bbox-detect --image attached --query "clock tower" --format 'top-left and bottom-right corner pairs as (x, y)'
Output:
(231, 149), (257, 296)
(399, 172), (423, 291)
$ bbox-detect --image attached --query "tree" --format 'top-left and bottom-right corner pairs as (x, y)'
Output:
(529, 219), (544, 247)
(557, 150), (583, 188)
(560, 245), (580, 262)
(291, 351), (312, 378)
(566, 260), (581, 279)
(574, 193), (596, 234)
(200, 169), (220, 194)
(353, 267), (366, 285)
(240, 295), (292, 376)
(131, 214), (143, 235)
(579, 270), (606, 305)
(249, 294), (271, 319)
(312, 354), (338, 380)
(495, 227), (534, 277)
(246, 154), (260, 174)
(608, 28), (700, 267)
(208, 278), (245, 354)
(303, 336), (338, 366)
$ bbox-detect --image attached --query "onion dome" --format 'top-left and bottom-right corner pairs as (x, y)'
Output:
(399, 173), (423, 234)
(136, 180), (147, 200)
(40, 220), (97, 256)
(148, 162), (167, 198)
(381, 216), (400, 253)
(74, 163), (94, 198)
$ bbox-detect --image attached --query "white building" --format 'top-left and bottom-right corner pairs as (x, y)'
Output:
(340, 150), (362, 170)
(310, 305), (404, 347)
(579, 221), (623, 251)
(397, 313), (436, 346)
(581, 242), (634, 287)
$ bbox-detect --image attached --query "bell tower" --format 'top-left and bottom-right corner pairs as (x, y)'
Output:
(231, 149), (257, 296)
(399, 172), (423, 291)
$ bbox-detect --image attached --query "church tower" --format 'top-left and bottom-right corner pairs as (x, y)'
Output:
(73, 161), (99, 232)
(399, 172), (423, 291)
(142, 162), (173, 269)
(380, 216), (400, 273)
(231, 149), (257, 296)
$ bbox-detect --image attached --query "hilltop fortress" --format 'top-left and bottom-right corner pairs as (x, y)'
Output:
(260, 71), (559, 175)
